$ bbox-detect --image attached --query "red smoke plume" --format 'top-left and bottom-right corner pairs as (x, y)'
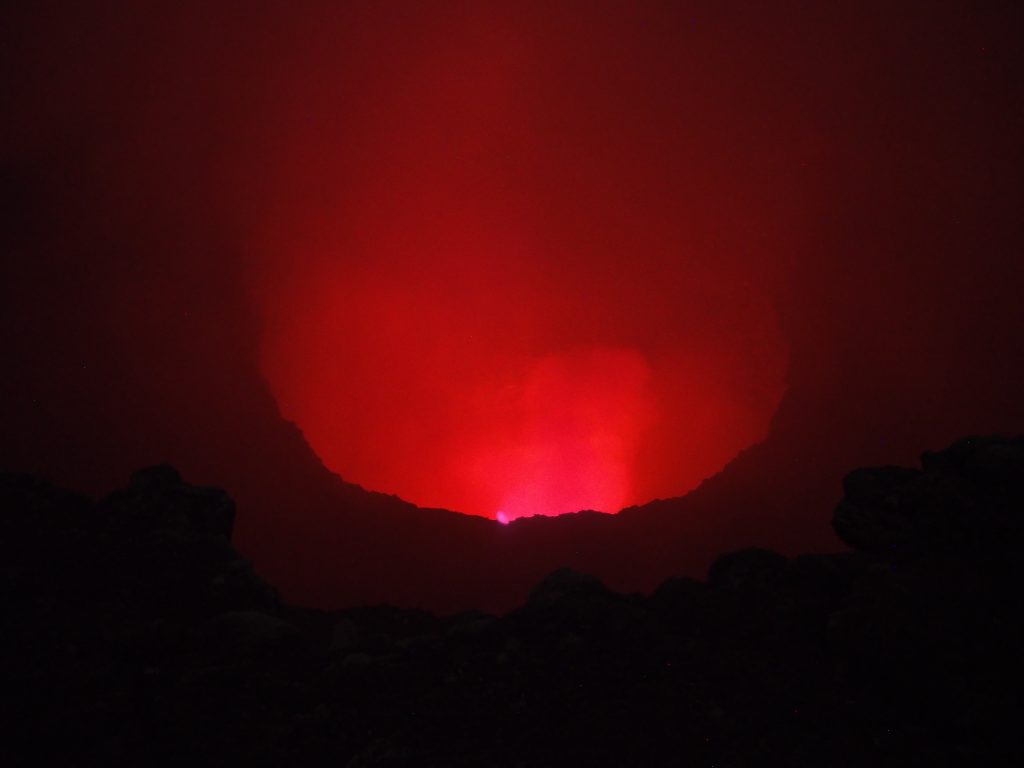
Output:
(253, 4), (789, 518)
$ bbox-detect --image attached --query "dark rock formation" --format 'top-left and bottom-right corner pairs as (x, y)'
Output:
(833, 435), (1024, 557)
(107, 463), (238, 539)
(2, 436), (1023, 766)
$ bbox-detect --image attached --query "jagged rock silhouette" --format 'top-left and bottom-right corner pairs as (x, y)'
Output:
(2, 435), (1022, 766)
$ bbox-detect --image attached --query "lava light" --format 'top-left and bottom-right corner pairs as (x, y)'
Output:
(253, 3), (791, 520)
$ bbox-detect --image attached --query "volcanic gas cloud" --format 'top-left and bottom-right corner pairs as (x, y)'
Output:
(252, 5), (790, 520)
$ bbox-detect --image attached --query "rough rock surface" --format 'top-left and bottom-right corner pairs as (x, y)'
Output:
(2, 436), (1023, 766)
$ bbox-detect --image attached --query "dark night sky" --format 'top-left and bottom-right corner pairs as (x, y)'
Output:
(2, 1), (1023, 611)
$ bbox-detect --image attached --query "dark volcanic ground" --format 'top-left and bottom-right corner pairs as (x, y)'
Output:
(3, 435), (1022, 766)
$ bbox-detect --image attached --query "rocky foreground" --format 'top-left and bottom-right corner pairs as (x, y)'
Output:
(2, 436), (1023, 766)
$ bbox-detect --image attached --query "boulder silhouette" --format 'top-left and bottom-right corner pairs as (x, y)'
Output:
(833, 435), (1024, 557)
(3, 436), (1024, 766)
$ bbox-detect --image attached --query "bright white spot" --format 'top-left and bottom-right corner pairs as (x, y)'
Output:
(496, 510), (509, 525)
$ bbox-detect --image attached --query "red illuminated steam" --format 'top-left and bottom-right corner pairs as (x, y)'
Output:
(252, 4), (790, 519)
(461, 346), (655, 521)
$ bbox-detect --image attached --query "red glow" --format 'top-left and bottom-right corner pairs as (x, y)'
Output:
(253, 5), (790, 519)
(471, 346), (655, 521)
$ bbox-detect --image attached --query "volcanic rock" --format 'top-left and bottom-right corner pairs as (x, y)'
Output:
(3, 436), (1024, 765)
